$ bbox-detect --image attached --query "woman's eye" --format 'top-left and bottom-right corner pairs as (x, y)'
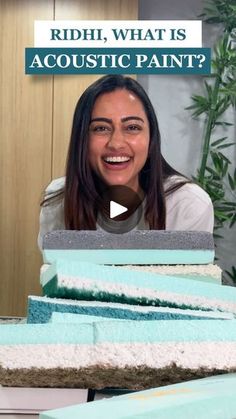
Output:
(126, 124), (142, 131)
(91, 125), (110, 132)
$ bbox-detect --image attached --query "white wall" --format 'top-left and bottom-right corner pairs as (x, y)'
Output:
(138, 0), (236, 282)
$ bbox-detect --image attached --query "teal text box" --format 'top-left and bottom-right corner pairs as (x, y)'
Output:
(25, 47), (211, 75)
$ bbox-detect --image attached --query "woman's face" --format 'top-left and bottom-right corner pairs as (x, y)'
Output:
(88, 88), (150, 193)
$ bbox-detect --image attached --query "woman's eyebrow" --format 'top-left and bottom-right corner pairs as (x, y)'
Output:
(90, 117), (112, 124)
(90, 116), (144, 124)
(121, 116), (144, 123)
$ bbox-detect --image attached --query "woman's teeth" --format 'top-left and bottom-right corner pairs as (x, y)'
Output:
(103, 156), (131, 163)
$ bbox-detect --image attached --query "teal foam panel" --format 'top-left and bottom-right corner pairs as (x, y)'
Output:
(40, 260), (236, 308)
(27, 296), (234, 324)
(43, 249), (215, 265)
(40, 374), (236, 419)
(2, 319), (236, 344)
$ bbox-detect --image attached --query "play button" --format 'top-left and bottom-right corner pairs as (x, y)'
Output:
(96, 185), (144, 234)
(110, 201), (128, 219)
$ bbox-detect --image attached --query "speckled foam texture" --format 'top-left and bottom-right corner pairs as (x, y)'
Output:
(39, 374), (236, 419)
(40, 260), (236, 314)
(1, 320), (236, 389)
(43, 230), (214, 250)
(27, 296), (235, 324)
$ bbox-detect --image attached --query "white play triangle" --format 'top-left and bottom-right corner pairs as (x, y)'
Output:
(110, 201), (128, 219)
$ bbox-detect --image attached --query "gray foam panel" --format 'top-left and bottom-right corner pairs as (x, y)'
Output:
(43, 230), (214, 250)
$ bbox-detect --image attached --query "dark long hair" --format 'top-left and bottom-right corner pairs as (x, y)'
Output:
(43, 75), (189, 229)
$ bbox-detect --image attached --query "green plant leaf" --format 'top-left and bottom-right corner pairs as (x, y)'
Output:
(213, 233), (224, 239)
(230, 220), (236, 228)
(214, 210), (232, 221)
(210, 151), (224, 171)
(228, 174), (236, 190)
(215, 205), (235, 212)
(205, 166), (221, 179)
(204, 80), (213, 97)
(216, 142), (235, 150)
(214, 121), (234, 126)
(215, 97), (232, 118)
(211, 137), (228, 147)
(218, 201), (236, 206)
(217, 152), (231, 164)
(209, 180), (224, 188)
(222, 161), (229, 177)
(186, 94), (211, 116)
(225, 266), (236, 283)
(230, 214), (236, 227)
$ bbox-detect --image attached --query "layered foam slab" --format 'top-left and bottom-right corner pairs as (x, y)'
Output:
(40, 260), (236, 314)
(40, 374), (236, 419)
(27, 296), (235, 324)
(43, 230), (214, 265)
(1, 320), (236, 388)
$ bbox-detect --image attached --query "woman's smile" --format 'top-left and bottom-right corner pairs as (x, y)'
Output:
(102, 153), (133, 171)
(88, 89), (150, 193)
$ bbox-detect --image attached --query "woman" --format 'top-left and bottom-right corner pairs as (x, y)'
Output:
(38, 75), (214, 249)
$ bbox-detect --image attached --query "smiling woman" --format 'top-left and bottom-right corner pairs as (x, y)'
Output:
(38, 75), (214, 250)
(88, 89), (150, 194)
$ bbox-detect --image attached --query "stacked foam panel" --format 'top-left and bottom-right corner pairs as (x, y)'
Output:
(1, 317), (236, 388)
(43, 230), (216, 268)
(1, 230), (235, 390)
(29, 230), (224, 324)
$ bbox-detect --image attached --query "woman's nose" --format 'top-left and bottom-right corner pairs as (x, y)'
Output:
(107, 128), (125, 149)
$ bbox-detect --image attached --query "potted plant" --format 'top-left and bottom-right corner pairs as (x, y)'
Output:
(187, 0), (236, 283)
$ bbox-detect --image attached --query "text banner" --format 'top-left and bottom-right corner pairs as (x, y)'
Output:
(25, 48), (211, 75)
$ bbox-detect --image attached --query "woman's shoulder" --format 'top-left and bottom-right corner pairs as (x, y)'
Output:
(166, 176), (212, 205)
(41, 177), (65, 208)
(44, 176), (65, 195)
(181, 182), (212, 205)
(165, 175), (211, 203)
(38, 177), (65, 250)
(165, 176), (214, 233)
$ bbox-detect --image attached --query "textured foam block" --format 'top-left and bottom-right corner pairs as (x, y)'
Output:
(42, 263), (222, 285)
(50, 312), (125, 324)
(27, 296), (234, 324)
(42, 230), (215, 264)
(51, 310), (234, 324)
(40, 374), (236, 419)
(1, 320), (236, 388)
(122, 264), (222, 284)
(40, 260), (236, 314)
